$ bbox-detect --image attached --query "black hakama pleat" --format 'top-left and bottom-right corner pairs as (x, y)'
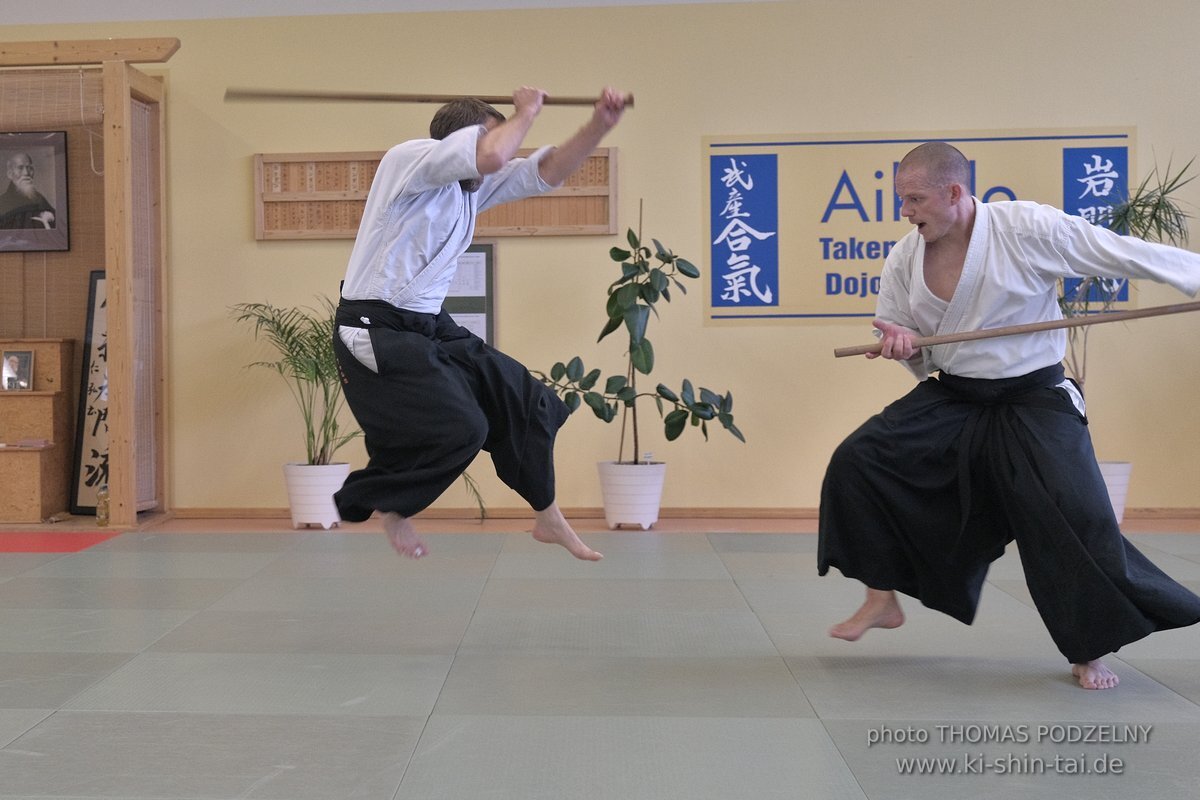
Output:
(331, 299), (568, 522)
(818, 363), (1200, 663)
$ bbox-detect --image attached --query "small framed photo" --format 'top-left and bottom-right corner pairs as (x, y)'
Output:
(0, 131), (69, 252)
(2, 349), (34, 391)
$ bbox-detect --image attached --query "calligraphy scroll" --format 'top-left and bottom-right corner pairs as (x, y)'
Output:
(70, 270), (108, 514)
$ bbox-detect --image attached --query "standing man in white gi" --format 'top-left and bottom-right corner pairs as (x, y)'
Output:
(818, 141), (1200, 689)
(333, 86), (627, 562)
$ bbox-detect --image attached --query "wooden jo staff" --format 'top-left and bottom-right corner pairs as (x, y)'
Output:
(224, 88), (634, 107)
(834, 299), (1200, 358)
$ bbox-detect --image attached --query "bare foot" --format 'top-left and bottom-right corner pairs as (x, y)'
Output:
(1072, 660), (1120, 690)
(830, 588), (905, 641)
(382, 511), (427, 559)
(532, 503), (602, 561)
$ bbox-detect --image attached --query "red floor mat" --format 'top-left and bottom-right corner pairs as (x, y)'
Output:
(0, 531), (121, 553)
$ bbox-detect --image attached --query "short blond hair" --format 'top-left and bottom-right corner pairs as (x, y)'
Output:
(899, 142), (970, 187)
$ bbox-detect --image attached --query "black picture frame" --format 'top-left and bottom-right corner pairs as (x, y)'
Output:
(1, 349), (34, 391)
(71, 271), (108, 514)
(0, 130), (70, 252)
(443, 241), (496, 344)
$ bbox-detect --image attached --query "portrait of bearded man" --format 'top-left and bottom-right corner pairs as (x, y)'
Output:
(0, 151), (56, 230)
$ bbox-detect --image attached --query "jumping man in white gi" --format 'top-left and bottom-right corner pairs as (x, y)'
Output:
(333, 86), (628, 561)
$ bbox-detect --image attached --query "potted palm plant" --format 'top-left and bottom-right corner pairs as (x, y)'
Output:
(232, 297), (360, 529)
(536, 213), (744, 528)
(1058, 156), (1195, 521)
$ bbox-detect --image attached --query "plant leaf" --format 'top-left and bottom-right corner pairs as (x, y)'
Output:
(605, 375), (628, 393)
(630, 338), (654, 374)
(615, 282), (641, 312)
(676, 258), (701, 279)
(597, 314), (623, 342)
(584, 393), (616, 422)
(623, 304), (650, 345)
(656, 383), (679, 402)
(664, 408), (688, 440)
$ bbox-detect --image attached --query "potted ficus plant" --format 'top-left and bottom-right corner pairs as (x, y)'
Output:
(536, 214), (745, 529)
(1058, 156), (1195, 521)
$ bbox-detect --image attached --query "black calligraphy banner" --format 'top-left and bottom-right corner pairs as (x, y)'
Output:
(70, 270), (108, 514)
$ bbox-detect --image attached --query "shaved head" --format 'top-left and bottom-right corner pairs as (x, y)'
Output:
(898, 142), (971, 188)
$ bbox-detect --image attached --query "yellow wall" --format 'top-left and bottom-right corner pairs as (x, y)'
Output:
(4, 0), (1199, 514)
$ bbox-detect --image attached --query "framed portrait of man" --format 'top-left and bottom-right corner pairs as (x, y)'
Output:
(1, 349), (34, 391)
(0, 130), (69, 252)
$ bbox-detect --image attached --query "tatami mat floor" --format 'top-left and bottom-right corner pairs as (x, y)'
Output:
(0, 515), (1198, 799)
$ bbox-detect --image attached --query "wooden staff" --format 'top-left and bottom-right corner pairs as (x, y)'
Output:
(223, 88), (633, 107)
(833, 299), (1200, 358)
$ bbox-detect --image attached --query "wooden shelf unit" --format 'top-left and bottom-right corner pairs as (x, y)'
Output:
(0, 339), (74, 522)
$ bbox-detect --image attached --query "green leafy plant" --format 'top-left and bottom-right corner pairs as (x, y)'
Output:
(461, 470), (488, 521)
(535, 220), (745, 464)
(1059, 157), (1194, 386)
(232, 297), (360, 465)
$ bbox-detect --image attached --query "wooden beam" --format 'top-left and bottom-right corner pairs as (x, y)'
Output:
(102, 60), (136, 528)
(126, 66), (165, 104)
(0, 37), (180, 67)
(226, 87), (631, 107)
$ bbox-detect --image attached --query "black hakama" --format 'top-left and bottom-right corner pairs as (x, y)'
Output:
(818, 363), (1200, 663)
(331, 298), (568, 522)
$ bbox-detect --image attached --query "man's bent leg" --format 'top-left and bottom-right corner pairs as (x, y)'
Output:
(830, 587), (906, 641)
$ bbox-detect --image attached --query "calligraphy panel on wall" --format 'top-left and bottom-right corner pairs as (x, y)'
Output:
(70, 270), (107, 514)
(702, 128), (1136, 325)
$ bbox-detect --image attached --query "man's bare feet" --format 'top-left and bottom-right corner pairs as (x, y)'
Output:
(532, 503), (602, 561)
(382, 511), (427, 559)
(830, 588), (905, 641)
(1072, 660), (1120, 690)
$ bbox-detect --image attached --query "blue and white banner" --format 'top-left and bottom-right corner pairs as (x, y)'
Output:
(1062, 146), (1131, 303)
(709, 154), (779, 308)
(702, 129), (1135, 324)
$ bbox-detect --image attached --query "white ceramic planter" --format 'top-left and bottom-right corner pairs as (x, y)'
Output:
(596, 460), (667, 530)
(283, 462), (350, 530)
(1098, 460), (1132, 525)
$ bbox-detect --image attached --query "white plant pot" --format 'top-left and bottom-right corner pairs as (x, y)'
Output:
(1098, 460), (1132, 525)
(596, 460), (667, 530)
(283, 462), (350, 530)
